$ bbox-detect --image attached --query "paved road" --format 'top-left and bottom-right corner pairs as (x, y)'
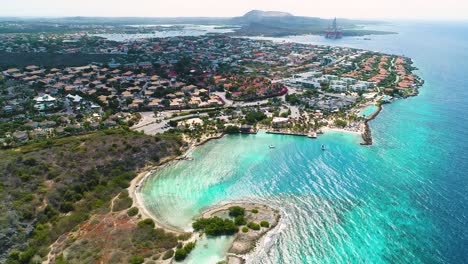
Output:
(213, 91), (272, 108)
(133, 112), (208, 135)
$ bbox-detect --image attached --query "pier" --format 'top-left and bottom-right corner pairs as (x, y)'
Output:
(266, 130), (317, 138)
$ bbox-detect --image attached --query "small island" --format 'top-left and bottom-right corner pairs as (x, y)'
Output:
(192, 203), (281, 263)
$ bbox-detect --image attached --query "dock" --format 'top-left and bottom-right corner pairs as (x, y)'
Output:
(266, 130), (317, 138)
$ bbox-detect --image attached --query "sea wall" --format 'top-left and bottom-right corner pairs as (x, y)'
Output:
(360, 105), (383, 145)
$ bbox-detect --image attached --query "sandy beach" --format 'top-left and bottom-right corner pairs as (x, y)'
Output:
(321, 125), (364, 135)
(128, 132), (226, 234)
(128, 161), (188, 234)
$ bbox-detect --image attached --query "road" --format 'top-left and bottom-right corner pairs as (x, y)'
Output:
(212, 91), (271, 107)
(132, 111), (208, 135)
(134, 86), (304, 135)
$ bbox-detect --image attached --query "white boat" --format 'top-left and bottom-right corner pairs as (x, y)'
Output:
(321, 144), (326, 150)
(269, 145), (275, 149)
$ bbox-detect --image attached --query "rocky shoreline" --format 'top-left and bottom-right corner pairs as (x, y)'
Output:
(201, 202), (281, 263)
(360, 104), (383, 145)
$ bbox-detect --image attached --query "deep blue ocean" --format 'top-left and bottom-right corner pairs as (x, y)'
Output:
(141, 21), (468, 263)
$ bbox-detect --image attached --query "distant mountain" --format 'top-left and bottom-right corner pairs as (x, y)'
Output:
(229, 10), (393, 37)
(241, 10), (293, 20)
(0, 10), (394, 37)
(232, 10), (322, 24)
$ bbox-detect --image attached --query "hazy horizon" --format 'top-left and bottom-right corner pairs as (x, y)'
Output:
(1, 0), (467, 21)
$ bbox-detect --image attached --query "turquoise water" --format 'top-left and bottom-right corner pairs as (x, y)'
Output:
(141, 22), (468, 263)
(181, 236), (234, 264)
(359, 105), (378, 117)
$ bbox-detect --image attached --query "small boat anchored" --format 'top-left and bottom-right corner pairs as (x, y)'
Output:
(321, 144), (326, 151)
(269, 144), (275, 149)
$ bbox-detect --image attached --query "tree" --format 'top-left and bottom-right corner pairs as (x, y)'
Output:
(224, 125), (240, 134)
(260, 221), (270, 228)
(247, 222), (260, 230)
(234, 215), (246, 226)
(245, 112), (266, 124)
(127, 207), (139, 216)
(137, 218), (155, 229)
(174, 242), (196, 261)
(174, 248), (187, 261)
(162, 249), (174, 260)
(229, 206), (245, 217)
(333, 119), (347, 128)
(168, 120), (178, 127)
(192, 217), (239, 236)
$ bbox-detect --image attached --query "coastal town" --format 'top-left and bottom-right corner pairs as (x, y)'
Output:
(0, 5), (436, 264)
(3, 0), (467, 263)
(0, 33), (423, 147)
(0, 22), (423, 263)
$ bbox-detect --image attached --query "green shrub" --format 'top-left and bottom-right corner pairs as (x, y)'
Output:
(334, 119), (347, 128)
(127, 207), (139, 217)
(251, 208), (259, 214)
(184, 242), (196, 252)
(224, 125), (240, 134)
(247, 222), (260, 231)
(174, 241), (196, 261)
(162, 249), (174, 260)
(228, 206), (245, 217)
(137, 218), (155, 229)
(129, 255), (144, 264)
(234, 215), (246, 226)
(174, 248), (187, 261)
(242, 227), (249, 233)
(260, 221), (270, 228)
(192, 216), (238, 236)
(177, 233), (192, 241)
(112, 196), (133, 211)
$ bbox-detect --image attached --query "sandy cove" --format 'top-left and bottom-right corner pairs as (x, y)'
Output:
(128, 134), (282, 263)
(127, 119), (378, 261)
(129, 164), (186, 235)
(128, 132), (226, 233)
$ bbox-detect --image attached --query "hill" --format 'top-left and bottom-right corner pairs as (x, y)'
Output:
(230, 10), (393, 37)
(0, 129), (184, 263)
(0, 11), (394, 37)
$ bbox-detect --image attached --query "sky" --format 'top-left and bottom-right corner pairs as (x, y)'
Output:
(1, 0), (467, 20)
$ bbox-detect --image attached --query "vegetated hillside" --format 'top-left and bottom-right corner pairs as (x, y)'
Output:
(48, 193), (188, 264)
(0, 129), (184, 263)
